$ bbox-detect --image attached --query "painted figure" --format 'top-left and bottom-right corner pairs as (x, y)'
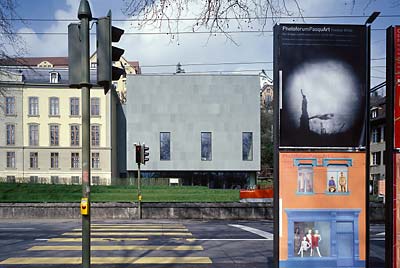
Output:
(328, 176), (337, 192)
(294, 227), (301, 254)
(298, 236), (311, 258)
(339, 172), (347, 192)
(312, 230), (322, 257)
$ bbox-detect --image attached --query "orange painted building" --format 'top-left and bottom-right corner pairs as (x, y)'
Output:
(279, 152), (366, 268)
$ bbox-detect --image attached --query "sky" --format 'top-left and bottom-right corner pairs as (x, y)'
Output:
(8, 0), (400, 90)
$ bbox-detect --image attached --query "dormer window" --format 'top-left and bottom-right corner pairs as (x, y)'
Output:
(50, 72), (60, 83)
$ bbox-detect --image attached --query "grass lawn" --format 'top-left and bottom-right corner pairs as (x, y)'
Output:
(0, 183), (240, 203)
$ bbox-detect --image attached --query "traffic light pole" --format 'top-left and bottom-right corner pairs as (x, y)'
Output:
(137, 163), (142, 219)
(78, 1), (92, 267)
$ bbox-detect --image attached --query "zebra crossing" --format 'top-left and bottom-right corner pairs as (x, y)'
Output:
(0, 222), (212, 266)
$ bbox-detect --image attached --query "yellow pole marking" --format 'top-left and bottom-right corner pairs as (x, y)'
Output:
(47, 237), (148, 242)
(73, 228), (189, 231)
(62, 232), (192, 236)
(0, 257), (212, 265)
(29, 245), (203, 251)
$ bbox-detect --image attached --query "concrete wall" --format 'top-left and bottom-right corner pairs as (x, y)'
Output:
(125, 74), (260, 172)
(0, 202), (273, 220)
(0, 202), (384, 221)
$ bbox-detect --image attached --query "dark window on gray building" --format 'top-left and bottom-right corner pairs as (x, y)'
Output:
(201, 132), (212, 161)
(160, 132), (171, 161)
(6, 124), (15, 145)
(242, 132), (253, 161)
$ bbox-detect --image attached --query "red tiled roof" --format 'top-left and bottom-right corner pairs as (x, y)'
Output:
(4, 57), (69, 67)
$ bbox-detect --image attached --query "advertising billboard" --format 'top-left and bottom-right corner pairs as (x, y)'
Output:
(278, 152), (366, 268)
(276, 24), (367, 148)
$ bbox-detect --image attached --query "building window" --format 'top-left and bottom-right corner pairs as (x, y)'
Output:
(242, 132), (253, 161)
(30, 176), (38, 183)
(51, 176), (59, 184)
(70, 97), (80, 116)
(91, 62), (97, 68)
(91, 125), (100, 147)
(29, 124), (39, 146)
(160, 132), (171, 161)
(70, 125), (80, 146)
(92, 176), (100, 185)
(91, 97), (100, 116)
(50, 125), (59, 146)
(297, 166), (313, 193)
(92, 152), (100, 169)
(49, 97), (59, 116)
(201, 132), (212, 161)
(50, 72), (59, 83)
(371, 152), (381, 166)
(327, 166), (349, 193)
(6, 152), (15, 168)
(71, 153), (80, 168)
(371, 127), (381, 143)
(29, 97), (39, 116)
(371, 108), (378, 119)
(6, 176), (15, 183)
(293, 221), (330, 258)
(30, 152), (38, 168)
(71, 176), (80, 184)
(5, 96), (15, 115)
(6, 124), (15, 145)
(51, 152), (59, 168)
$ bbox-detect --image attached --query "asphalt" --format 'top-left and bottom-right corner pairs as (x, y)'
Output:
(0, 219), (384, 268)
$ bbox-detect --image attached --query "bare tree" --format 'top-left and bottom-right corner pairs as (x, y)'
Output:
(122, 0), (303, 40)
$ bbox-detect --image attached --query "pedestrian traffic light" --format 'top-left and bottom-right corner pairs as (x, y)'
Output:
(135, 144), (142, 164)
(141, 144), (149, 165)
(68, 23), (82, 88)
(96, 10), (125, 95)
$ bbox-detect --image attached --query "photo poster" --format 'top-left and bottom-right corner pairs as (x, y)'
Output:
(275, 24), (368, 148)
(278, 152), (366, 268)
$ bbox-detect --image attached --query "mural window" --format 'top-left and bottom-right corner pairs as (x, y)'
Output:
(201, 132), (212, 161)
(160, 132), (171, 161)
(5, 96), (15, 115)
(297, 166), (313, 193)
(242, 132), (253, 161)
(327, 165), (349, 193)
(29, 97), (39, 116)
(293, 221), (330, 258)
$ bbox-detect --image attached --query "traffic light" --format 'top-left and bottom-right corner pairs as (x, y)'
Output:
(68, 23), (82, 88)
(141, 144), (149, 165)
(135, 144), (141, 164)
(97, 10), (125, 95)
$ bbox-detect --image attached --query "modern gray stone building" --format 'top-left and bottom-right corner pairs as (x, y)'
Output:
(124, 74), (260, 188)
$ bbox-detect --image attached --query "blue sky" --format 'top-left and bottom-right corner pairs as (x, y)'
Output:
(10, 0), (400, 89)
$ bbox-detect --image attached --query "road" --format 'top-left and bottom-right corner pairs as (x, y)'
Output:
(0, 219), (384, 268)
